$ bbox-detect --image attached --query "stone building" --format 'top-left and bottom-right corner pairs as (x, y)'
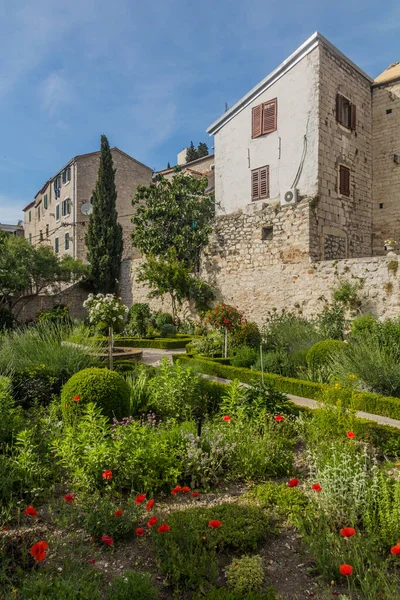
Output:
(0, 221), (24, 236)
(23, 148), (153, 262)
(158, 152), (215, 190)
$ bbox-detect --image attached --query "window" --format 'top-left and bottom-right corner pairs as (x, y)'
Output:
(46, 224), (49, 237)
(252, 98), (277, 138)
(56, 204), (60, 221)
(261, 226), (273, 241)
(65, 233), (69, 250)
(336, 94), (356, 130)
(251, 166), (270, 201)
(44, 194), (48, 209)
(39, 230), (43, 241)
(62, 198), (70, 216)
(55, 237), (59, 254)
(29, 210), (31, 223)
(29, 233), (32, 244)
(37, 205), (41, 221)
(339, 165), (351, 197)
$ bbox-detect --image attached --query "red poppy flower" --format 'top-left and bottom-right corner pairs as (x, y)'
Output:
(64, 494), (74, 503)
(390, 543), (400, 555)
(88, 558), (96, 564)
(346, 431), (356, 439)
(170, 489), (177, 495)
(222, 415), (231, 422)
(114, 509), (123, 517)
(340, 527), (356, 538)
(147, 516), (158, 528)
(24, 505), (37, 517)
(102, 470), (113, 480)
(73, 396), (80, 402)
(135, 494), (146, 505)
(146, 499), (155, 511)
(171, 485), (182, 495)
(288, 478), (299, 488)
(181, 486), (191, 493)
(136, 528), (145, 536)
(192, 492), (200, 497)
(2, 526), (8, 531)
(30, 541), (48, 562)
(157, 524), (171, 533)
(274, 414), (284, 422)
(208, 520), (222, 528)
(339, 564), (353, 576)
(312, 483), (322, 493)
(101, 535), (114, 546)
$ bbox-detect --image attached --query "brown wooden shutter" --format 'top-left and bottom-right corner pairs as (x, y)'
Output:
(339, 165), (350, 196)
(336, 94), (343, 125)
(252, 105), (262, 138)
(259, 167), (269, 198)
(350, 103), (357, 131)
(251, 169), (260, 200)
(262, 99), (277, 134)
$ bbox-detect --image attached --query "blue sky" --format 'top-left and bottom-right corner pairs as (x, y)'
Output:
(1, 0), (399, 223)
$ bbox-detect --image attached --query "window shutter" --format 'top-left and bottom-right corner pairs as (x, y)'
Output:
(336, 94), (343, 125)
(251, 170), (260, 200)
(262, 99), (277, 134)
(351, 103), (357, 131)
(339, 165), (350, 196)
(259, 167), (269, 198)
(252, 105), (262, 138)
(55, 238), (59, 253)
(56, 205), (60, 220)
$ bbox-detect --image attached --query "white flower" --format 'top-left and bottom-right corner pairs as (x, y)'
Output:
(119, 315), (124, 320)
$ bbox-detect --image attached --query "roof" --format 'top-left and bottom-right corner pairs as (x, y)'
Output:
(0, 222), (24, 232)
(23, 200), (35, 212)
(158, 153), (215, 174)
(33, 146), (153, 197)
(373, 62), (400, 86)
(207, 32), (373, 135)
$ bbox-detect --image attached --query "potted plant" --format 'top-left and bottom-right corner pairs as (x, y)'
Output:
(385, 238), (397, 253)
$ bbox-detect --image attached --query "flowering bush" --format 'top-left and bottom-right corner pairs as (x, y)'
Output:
(83, 293), (128, 329)
(226, 555), (264, 594)
(205, 304), (244, 331)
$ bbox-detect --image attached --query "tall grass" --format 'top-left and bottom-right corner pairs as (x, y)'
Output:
(0, 322), (101, 379)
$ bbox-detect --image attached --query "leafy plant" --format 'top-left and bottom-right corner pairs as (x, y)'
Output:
(230, 346), (258, 368)
(107, 571), (159, 599)
(230, 322), (261, 349)
(127, 303), (152, 337)
(160, 323), (176, 338)
(190, 331), (224, 357)
(74, 495), (144, 541)
(226, 555), (264, 594)
(155, 312), (174, 329)
(317, 302), (346, 340)
(124, 367), (151, 415)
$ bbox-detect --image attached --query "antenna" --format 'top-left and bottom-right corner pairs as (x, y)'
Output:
(225, 102), (229, 112)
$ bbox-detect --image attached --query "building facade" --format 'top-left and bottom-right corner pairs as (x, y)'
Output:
(158, 152), (215, 187)
(23, 148), (153, 261)
(0, 221), (24, 236)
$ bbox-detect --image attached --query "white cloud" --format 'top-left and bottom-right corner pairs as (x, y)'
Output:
(40, 71), (75, 116)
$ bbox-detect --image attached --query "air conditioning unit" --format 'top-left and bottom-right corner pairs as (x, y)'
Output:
(280, 188), (298, 206)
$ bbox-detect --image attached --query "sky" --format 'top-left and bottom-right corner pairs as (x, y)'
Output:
(0, 0), (399, 224)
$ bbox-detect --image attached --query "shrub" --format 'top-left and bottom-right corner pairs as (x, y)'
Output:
(363, 472), (400, 547)
(61, 367), (130, 421)
(190, 331), (224, 357)
(254, 348), (299, 378)
(74, 495), (144, 541)
(148, 359), (201, 421)
(250, 482), (310, 526)
(155, 312), (174, 329)
(108, 571), (159, 600)
(230, 346), (258, 368)
(0, 306), (15, 331)
(36, 304), (71, 326)
(160, 323), (176, 338)
(351, 314), (377, 338)
(317, 302), (346, 340)
(262, 309), (321, 353)
(197, 590), (277, 600)
(307, 339), (346, 370)
(0, 376), (23, 447)
(128, 303), (152, 338)
(11, 367), (61, 407)
(231, 322), (261, 349)
(226, 555), (264, 594)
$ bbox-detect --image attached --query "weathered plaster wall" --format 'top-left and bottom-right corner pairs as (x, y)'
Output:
(13, 283), (89, 322)
(372, 79), (400, 254)
(213, 48), (320, 216)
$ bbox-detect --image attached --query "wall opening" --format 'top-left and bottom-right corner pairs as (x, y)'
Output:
(261, 226), (273, 241)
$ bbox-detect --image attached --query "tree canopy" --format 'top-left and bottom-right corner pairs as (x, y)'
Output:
(85, 135), (123, 293)
(185, 141), (209, 163)
(0, 233), (87, 311)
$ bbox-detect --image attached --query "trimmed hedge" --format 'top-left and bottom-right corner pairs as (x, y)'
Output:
(175, 356), (400, 421)
(70, 336), (192, 349)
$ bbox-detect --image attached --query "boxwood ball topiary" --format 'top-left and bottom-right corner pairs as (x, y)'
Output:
(61, 367), (130, 420)
(306, 339), (347, 370)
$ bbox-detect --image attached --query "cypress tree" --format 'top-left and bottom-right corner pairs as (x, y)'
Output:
(186, 141), (198, 163)
(86, 135), (123, 293)
(167, 162), (171, 169)
(197, 142), (209, 158)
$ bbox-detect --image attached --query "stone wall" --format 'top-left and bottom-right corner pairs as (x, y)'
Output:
(316, 43), (373, 260)
(12, 283), (89, 322)
(372, 79), (400, 254)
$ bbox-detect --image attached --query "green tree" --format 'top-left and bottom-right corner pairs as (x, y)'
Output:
(85, 135), (123, 293)
(167, 162), (171, 169)
(137, 248), (213, 320)
(0, 233), (87, 314)
(185, 141), (198, 163)
(132, 172), (214, 269)
(197, 142), (209, 158)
